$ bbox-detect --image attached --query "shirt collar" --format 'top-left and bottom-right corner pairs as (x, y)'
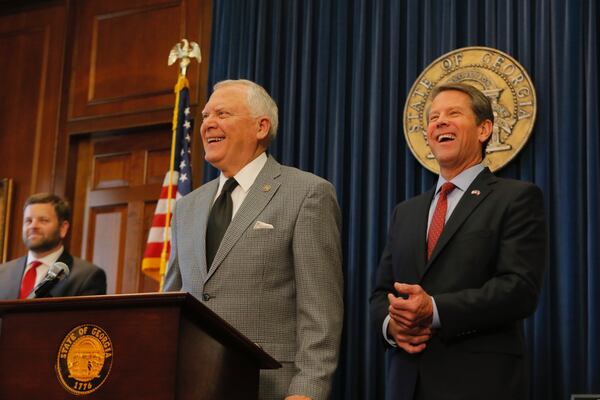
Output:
(435, 163), (485, 194)
(218, 152), (268, 194)
(27, 246), (64, 267)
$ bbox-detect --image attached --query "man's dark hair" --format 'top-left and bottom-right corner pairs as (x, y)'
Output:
(24, 193), (71, 223)
(430, 82), (494, 157)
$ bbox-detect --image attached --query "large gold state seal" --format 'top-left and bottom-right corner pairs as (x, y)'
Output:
(55, 324), (113, 395)
(403, 46), (537, 173)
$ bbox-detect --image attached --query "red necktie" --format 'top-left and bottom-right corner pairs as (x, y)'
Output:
(19, 261), (42, 299)
(427, 182), (456, 259)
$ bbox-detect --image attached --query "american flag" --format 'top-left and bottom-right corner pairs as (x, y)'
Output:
(141, 76), (192, 283)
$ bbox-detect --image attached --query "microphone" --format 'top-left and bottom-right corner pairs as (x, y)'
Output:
(27, 262), (70, 299)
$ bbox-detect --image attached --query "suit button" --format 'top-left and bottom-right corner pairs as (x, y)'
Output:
(202, 294), (211, 301)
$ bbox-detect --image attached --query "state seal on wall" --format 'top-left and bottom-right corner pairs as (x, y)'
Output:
(403, 46), (537, 173)
(56, 324), (113, 395)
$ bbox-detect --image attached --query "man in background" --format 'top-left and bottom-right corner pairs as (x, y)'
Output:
(370, 83), (547, 399)
(164, 79), (343, 400)
(0, 193), (106, 299)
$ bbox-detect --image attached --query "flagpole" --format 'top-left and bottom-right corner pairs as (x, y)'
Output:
(158, 39), (201, 290)
(158, 75), (184, 290)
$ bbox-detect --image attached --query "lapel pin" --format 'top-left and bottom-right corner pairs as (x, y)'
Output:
(471, 190), (481, 196)
(262, 184), (271, 192)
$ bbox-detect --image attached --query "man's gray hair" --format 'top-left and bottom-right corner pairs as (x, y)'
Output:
(214, 79), (279, 141)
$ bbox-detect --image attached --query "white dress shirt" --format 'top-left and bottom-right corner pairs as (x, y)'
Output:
(24, 246), (65, 287)
(213, 152), (268, 218)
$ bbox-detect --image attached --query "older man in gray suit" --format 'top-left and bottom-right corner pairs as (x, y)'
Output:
(163, 79), (343, 400)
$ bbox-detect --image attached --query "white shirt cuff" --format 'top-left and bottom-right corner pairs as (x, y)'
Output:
(382, 315), (398, 347)
(431, 296), (441, 328)
(383, 296), (440, 347)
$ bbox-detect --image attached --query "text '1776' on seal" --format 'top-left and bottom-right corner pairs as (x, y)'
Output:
(55, 324), (113, 396)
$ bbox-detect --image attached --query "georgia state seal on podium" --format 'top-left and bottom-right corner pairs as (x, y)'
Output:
(55, 324), (114, 395)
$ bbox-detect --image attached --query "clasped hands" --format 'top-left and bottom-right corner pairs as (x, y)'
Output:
(387, 282), (433, 354)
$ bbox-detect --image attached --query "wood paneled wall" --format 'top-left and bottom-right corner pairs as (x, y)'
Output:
(0, 2), (68, 261)
(67, 0), (207, 132)
(0, 0), (211, 292)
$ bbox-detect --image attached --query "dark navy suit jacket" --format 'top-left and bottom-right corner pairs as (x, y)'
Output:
(370, 168), (547, 400)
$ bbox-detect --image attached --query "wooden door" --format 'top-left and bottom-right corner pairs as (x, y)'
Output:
(71, 127), (174, 294)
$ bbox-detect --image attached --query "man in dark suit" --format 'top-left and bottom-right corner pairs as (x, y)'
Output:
(370, 83), (547, 400)
(0, 193), (106, 299)
(164, 79), (343, 400)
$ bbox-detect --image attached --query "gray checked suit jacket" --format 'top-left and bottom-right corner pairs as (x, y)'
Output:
(163, 155), (343, 400)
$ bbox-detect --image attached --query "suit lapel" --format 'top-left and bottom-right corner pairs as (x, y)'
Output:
(425, 169), (496, 271)
(10, 257), (28, 299)
(49, 250), (74, 296)
(415, 189), (436, 278)
(195, 179), (219, 281)
(207, 156), (281, 279)
(56, 250), (74, 269)
(18, 256), (27, 276)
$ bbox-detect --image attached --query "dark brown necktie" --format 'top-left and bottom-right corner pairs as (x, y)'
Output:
(206, 178), (238, 270)
(427, 182), (455, 259)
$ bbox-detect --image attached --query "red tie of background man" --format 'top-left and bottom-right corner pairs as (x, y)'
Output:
(19, 261), (42, 299)
(427, 182), (456, 260)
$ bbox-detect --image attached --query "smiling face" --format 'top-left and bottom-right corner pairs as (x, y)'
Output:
(22, 203), (69, 257)
(200, 84), (271, 177)
(427, 90), (493, 180)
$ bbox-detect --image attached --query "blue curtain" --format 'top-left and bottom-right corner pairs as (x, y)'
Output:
(204, 0), (600, 399)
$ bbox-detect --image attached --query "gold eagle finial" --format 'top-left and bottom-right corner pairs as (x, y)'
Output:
(168, 39), (201, 76)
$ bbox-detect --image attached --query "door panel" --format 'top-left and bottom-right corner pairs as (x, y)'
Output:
(73, 127), (173, 294)
(87, 205), (127, 293)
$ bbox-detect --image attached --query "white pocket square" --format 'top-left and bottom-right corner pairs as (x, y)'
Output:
(253, 221), (274, 230)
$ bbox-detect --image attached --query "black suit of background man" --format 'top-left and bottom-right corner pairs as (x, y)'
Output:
(0, 193), (106, 300)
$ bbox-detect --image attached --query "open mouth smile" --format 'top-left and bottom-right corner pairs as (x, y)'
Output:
(437, 133), (456, 143)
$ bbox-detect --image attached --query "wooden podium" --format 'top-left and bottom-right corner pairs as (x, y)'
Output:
(0, 292), (280, 399)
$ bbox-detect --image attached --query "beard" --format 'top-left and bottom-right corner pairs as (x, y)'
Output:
(23, 229), (62, 253)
